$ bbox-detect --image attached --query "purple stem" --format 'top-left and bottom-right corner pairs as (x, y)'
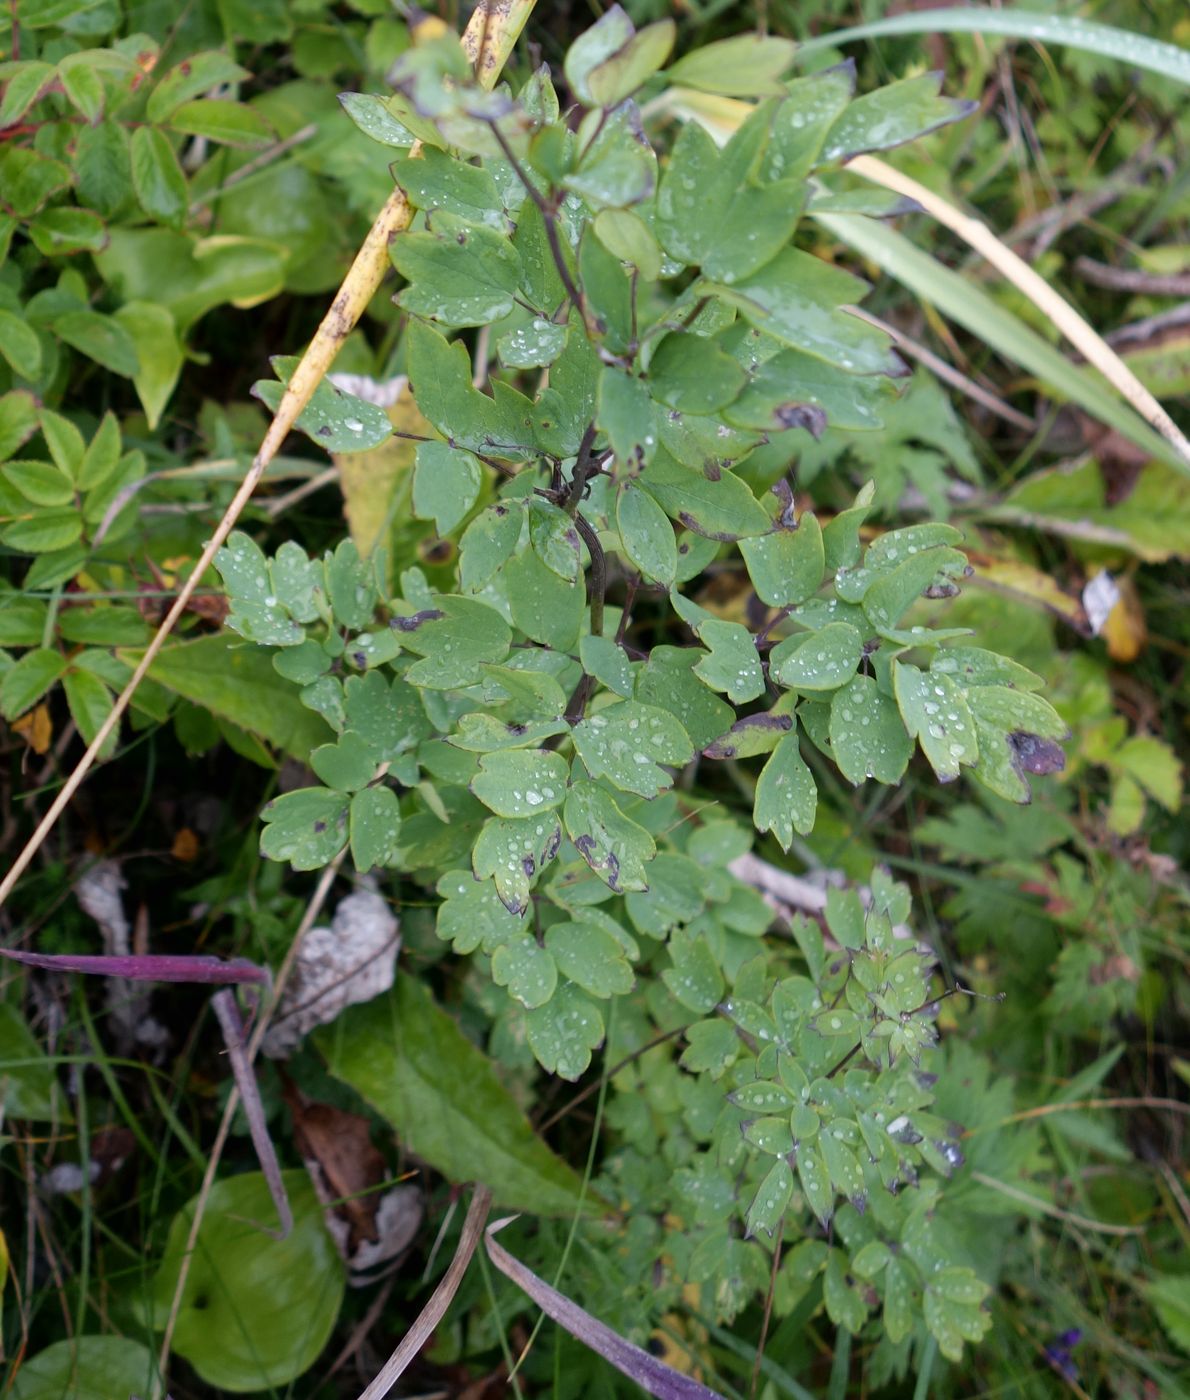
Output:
(0, 948), (269, 985)
(485, 1218), (725, 1399)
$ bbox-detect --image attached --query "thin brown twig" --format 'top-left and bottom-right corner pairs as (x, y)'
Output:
(1073, 256), (1190, 298)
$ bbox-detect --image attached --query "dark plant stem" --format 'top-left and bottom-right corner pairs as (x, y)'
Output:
(487, 120), (585, 319)
(754, 605), (793, 650)
(562, 424), (599, 516)
(564, 511), (606, 724)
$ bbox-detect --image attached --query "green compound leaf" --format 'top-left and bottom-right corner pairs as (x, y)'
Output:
(349, 785), (402, 872)
(260, 787), (349, 870)
(746, 1158), (794, 1239)
(413, 441), (482, 536)
(544, 921), (635, 998)
(526, 982), (605, 1081)
(563, 779), (656, 893)
(217, 531), (304, 646)
(320, 976), (596, 1214)
(771, 621), (863, 692)
(470, 748), (570, 818)
(740, 513), (825, 607)
(310, 731), (376, 791)
(680, 1018), (740, 1078)
(637, 646), (735, 751)
(338, 92), (419, 148)
(893, 661), (977, 782)
(617, 480), (677, 585)
(473, 813), (562, 915)
(829, 674), (912, 785)
(393, 212), (522, 327)
(572, 699), (693, 798)
(492, 935), (558, 1009)
(504, 545), (585, 649)
(754, 732), (818, 851)
(147, 1171), (344, 1393)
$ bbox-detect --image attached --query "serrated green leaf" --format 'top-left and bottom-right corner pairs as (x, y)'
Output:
(572, 699), (692, 798)
(829, 674), (912, 784)
(412, 441), (482, 536)
(740, 514), (825, 607)
(771, 621), (862, 692)
(924, 1269), (992, 1361)
(0, 647), (67, 719)
(62, 668), (116, 758)
(436, 869), (528, 955)
(0, 311), (43, 380)
(544, 921), (634, 998)
(147, 50), (251, 122)
(393, 212), (521, 328)
(260, 787), (349, 869)
(471, 748), (570, 818)
(893, 662), (977, 781)
(680, 1018), (740, 1077)
(526, 983), (604, 1080)
(473, 813), (562, 915)
(130, 127), (187, 228)
(616, 481), (676, 584)
(563, 779), (655, 892)
(706, 249), (900, 375)
(168, 99), (273, 148)
(3, 461), (73, 507)
(338, 92), (418, 148)
(821, 73), (976, 165)
(492, 936), (558, 1009)
(754, 732), (817, 850)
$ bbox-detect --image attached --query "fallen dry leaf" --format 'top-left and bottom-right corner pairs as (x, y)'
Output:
(12, 703), (52, 755)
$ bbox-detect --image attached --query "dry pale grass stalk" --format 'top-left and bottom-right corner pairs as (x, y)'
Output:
(848, 154), (1190, 468)
(0, 0), (535, 916)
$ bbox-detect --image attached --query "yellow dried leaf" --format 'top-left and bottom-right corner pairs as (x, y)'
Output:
(1102, 576), (1147, 663)
(12, 703), (52, 755)
(333, 377), (430, 562)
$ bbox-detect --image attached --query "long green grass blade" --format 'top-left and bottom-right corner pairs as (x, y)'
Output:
(798, 8), (1190, 87)
(814, 211), (1186, 473)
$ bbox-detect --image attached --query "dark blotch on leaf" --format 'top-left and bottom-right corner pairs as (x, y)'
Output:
(313, 820), (327, 833)
(1009, 731), (1066, 775)
(773, 402), (828, 438)
(390, 607), (445, 632)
